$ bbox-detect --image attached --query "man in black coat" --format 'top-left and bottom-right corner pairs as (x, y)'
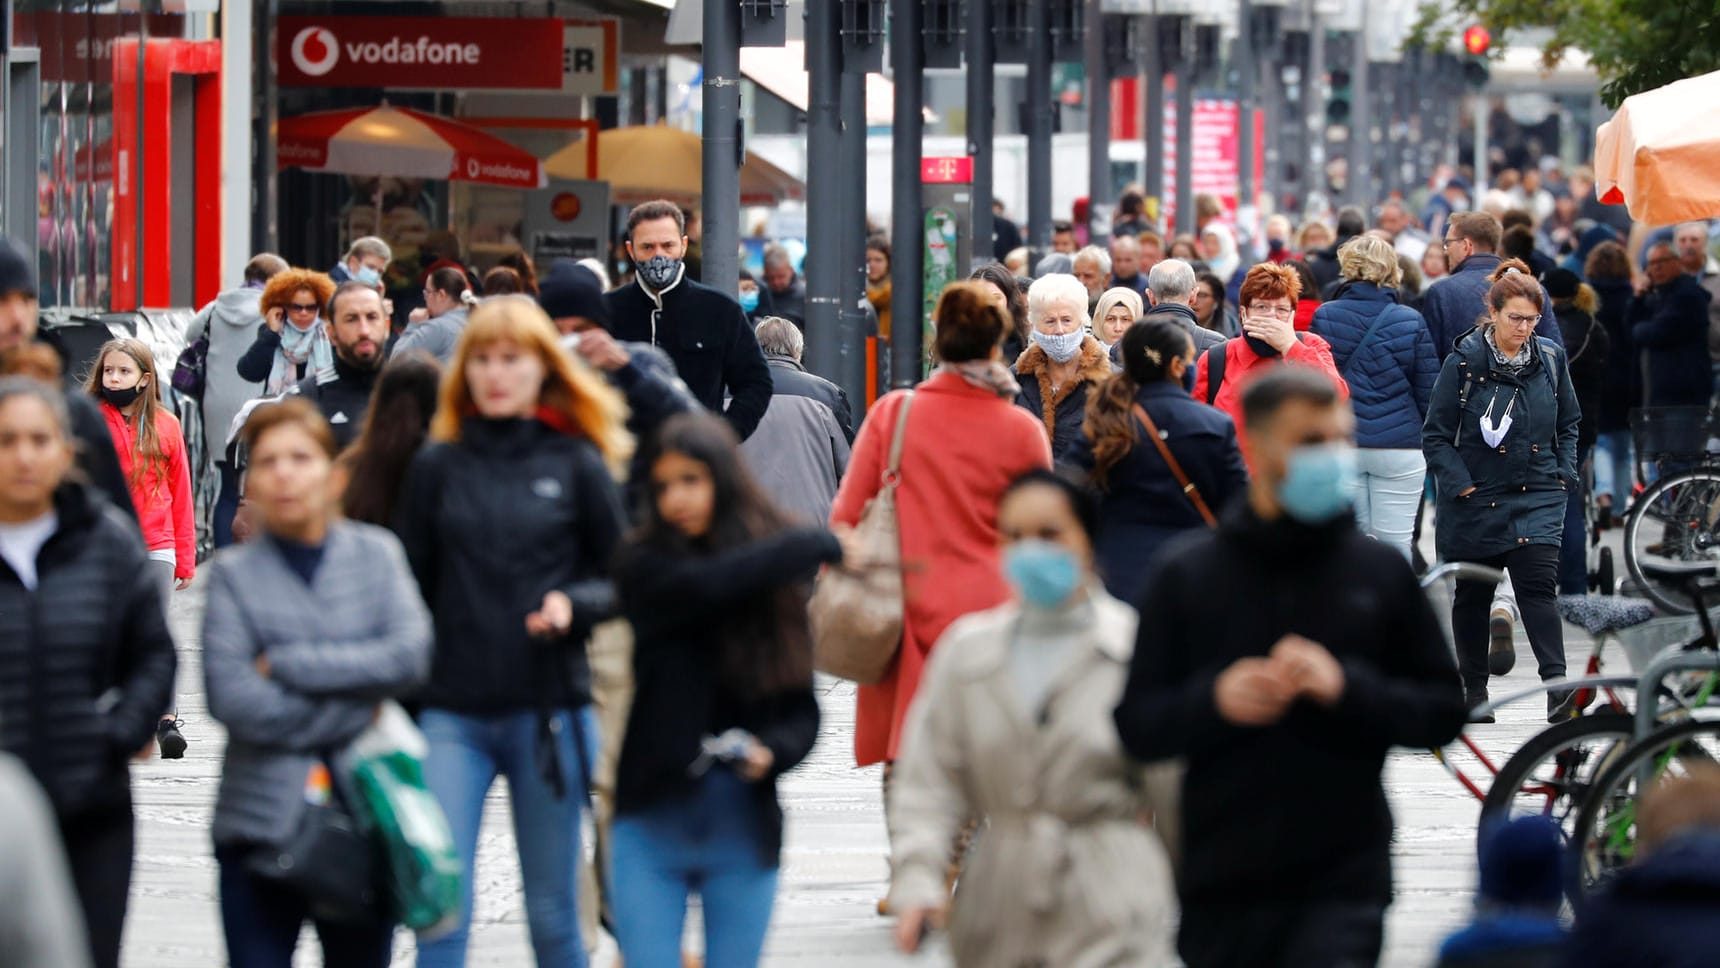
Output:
(1631, 242), (1715, 407)
(604, 201), (773, 441)
(0, 235), (135, 519)
(1307, 206), (1366, 295)
(1114, 367), (1466, 968)
(295, 282), (388, 449)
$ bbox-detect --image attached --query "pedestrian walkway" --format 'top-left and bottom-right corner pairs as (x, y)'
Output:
(123, 577), (1585, 966)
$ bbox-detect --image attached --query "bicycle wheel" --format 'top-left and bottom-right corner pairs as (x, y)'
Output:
(1622, 469), (1720, 614)
(1567, 718), (1720, 899)
(1478, 713), (1634, 853)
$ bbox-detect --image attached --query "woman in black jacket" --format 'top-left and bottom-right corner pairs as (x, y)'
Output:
(1423, 260), (1581, 725)
(0, 377), (176, 968)
(1585, 241), (1637, 524)
(1072, 319), (1249, 604)
(394, 296), (631, 968)
(1546, 269), (1611, 594)
(611, 412), (853, 968)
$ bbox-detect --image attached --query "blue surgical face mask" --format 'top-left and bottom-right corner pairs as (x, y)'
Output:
(739, 288), (760, 313)
(1278, 443), (1359, 524)
(1031, 328), (1085, 364)
(1003, 539), (1083, 609)
(354, 265), (382, 288)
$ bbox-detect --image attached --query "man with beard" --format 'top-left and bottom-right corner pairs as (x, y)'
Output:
(295, 281), (388, 448)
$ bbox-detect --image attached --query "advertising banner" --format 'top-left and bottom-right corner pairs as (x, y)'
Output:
(276, 16), (564, 89)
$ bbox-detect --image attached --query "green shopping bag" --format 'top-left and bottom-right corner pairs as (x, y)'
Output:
(338, 702), (463, 936)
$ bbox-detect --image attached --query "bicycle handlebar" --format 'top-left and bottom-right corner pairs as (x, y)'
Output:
(1419, 562), (1508, 589)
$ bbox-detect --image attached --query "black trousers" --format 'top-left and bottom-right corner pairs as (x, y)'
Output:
(1180, 900), (1385, 968)
(1451, 543), (1568, 693)
(58, 806), (134, 968)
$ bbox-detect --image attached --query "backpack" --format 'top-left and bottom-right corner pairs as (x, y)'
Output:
(1204, 334), (1305, 406)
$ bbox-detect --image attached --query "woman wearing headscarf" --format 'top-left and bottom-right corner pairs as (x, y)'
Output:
(1201, 224), (1241, 295)
(236, 269), (339, 398)
(1093, 286), (1144, 349)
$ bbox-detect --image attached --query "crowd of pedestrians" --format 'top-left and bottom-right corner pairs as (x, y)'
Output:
(0, 151), (1713, 968)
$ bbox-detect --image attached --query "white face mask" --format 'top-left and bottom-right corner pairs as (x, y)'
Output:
(1479, 392), (1516, 448)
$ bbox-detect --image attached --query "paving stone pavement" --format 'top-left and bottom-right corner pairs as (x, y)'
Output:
(120, 565), (1636, 967)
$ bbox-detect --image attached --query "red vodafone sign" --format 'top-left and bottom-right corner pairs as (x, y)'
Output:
(277, 16), (564, 89)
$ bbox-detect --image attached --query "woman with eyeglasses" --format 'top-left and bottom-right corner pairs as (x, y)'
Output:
(236, 269), (339, 397)
(1423, 259), (1581, 725)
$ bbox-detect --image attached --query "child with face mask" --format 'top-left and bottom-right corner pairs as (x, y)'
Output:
(890, 469), (1180, 967)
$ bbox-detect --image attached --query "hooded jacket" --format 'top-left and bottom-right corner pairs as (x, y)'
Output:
(1013, 334), (1113, 464)
(186, 286), (266, 470)
(1629, 273), (1714, 407)
(1423, 328), (1580, 562)
(1310, 281), (1440, 450)
(97, 401), (195, 579)
(1421, 253), (1564, 362)
(605, 268), (773, 440)
(0, 483), (177, 819)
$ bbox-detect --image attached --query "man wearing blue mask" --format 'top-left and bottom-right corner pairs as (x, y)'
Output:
(1113, 366), (1467, 968)
(329, 236), (391, 290)
(605, 200), (772, 440)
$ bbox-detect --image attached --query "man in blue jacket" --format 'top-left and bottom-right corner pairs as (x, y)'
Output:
(1421, 212), (1562, 361)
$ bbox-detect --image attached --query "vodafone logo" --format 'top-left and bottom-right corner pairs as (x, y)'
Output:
(290, 27), (339, 77)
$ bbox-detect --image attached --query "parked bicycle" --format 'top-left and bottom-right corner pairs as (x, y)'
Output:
(1622, 406), (1720, 613)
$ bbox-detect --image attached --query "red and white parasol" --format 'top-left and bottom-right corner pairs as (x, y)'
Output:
(276, 104), (545, 189)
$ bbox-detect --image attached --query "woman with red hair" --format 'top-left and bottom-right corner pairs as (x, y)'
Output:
(1192, 262), (1347, 455)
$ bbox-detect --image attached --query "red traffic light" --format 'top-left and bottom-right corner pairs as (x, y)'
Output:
(1463, 25), (1491, 56)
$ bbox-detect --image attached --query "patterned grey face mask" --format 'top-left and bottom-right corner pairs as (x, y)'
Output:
(637, 255), (682, 291)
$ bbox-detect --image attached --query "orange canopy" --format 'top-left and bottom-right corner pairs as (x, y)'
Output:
(1594, 69), (1720, 226)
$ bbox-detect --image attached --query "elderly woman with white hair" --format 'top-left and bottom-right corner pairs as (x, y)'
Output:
(1309, 234), (1439, 561)
(1012, 273), (1115, 462)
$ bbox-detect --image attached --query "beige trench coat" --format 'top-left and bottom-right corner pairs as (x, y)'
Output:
(888, 590), (1180, 968)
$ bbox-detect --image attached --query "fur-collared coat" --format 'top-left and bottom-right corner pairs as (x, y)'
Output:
(1013, 335), (1115, 463)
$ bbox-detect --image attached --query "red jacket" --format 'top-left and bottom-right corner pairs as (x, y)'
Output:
(98, 402), (195, 579)
(1192, 334), (1349, 469)
(829, 372), (1052, 765)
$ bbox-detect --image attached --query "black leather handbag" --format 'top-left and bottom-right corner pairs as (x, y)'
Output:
(245, 780), (382, 923)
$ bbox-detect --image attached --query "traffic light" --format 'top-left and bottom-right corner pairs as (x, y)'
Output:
(1327, 67), (1353, 123)
(1462, 25), (1491, 89)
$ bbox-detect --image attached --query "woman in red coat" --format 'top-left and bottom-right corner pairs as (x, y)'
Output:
(831, 282), (1051, 793)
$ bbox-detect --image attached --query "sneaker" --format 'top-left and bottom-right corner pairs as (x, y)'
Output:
(1466, 690), (1495, 724)
(1547, 690), (1581, 723)
(1489, 609), (1517, 676)
(157, 719), (187, 759)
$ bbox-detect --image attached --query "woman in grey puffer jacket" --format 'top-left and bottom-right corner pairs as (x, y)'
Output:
(202, 397), (431, 967)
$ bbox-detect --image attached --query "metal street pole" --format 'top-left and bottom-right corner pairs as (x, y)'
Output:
(1305, 10), (1324, 209)
(1086, 0), (1111, 243)
(1174, 18), (1194, 235)
(1143, 13), (1165, 226)
(967, 0), (995, 265)
(1348, 20), (1372, 208)
(890, 0), (925, 386)
(838, 70), (870, 405)
(804, 0), (842, 381)
(701, 0), (741, 295)
(1026, 0), (1055, 259)
(1237, 0), (1255, 211)
(1472, 91), (1487, 190)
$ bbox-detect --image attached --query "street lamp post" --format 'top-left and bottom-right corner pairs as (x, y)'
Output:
(889, 0), (924, 386)
(701, 0), (742, 296)
(967, 0), (995, 267)
(1086, 0), (1110, 242)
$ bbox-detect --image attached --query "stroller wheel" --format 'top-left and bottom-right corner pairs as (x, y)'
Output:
(1592, 546), (1616, 596)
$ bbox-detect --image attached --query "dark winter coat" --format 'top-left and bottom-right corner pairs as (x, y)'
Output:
(1591, 277), (1637, 433)
(292, 356), (380, 451)
(605, 273), (774, 440)
(1423, 328), (1580, 562)
(1629, 273), (1714, 407)
(1013, 335), (1114, 464)
(740, 355), (853, 527)
(0, 483), (176, 819)
(1109, 301), (1226, 394)
(1554, 302), (1610, 452)
(1558, 830), (1720, 968)
(613, 529), (838, 866)
(1421, 253), (1564, 361)
(1437, 913), (1565, 968)
(394, 417), (627, 713)
(1310, 281), (1440, 449)
(1068, 380), (1249, 605)
(1113, 505), (1466, 906)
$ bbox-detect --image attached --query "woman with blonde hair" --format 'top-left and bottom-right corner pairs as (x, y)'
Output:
(396, 294), (631, 967)
(1309, 235), (1438, 561)
(235, 268), (338, 396)
(85, 337), (195, 757)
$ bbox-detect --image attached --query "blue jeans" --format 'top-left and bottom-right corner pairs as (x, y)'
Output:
(418, 707), (591, 968)
(1351, 448), (1426, 562)
(213, 460), (241, 548)
(216, 844), (394, 968)
(1594, 429), (1634, 505)
(610, 768), (780, 968)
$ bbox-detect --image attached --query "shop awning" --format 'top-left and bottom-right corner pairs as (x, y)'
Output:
(542, 123), (804, 205)
(738, 42), (932, 127)
(277, 105), (546, 188)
